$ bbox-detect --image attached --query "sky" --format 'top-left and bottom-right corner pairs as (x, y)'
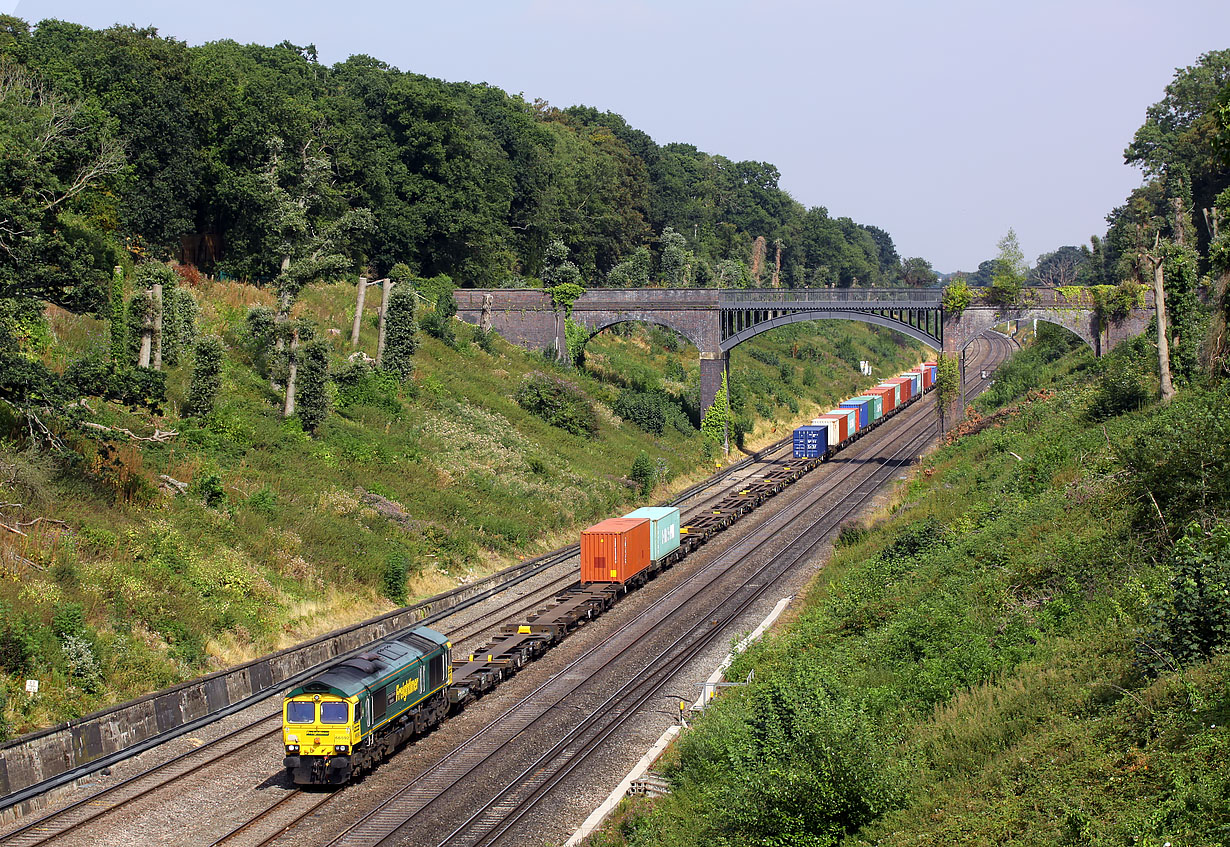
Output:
(8, 0), (1230, 272)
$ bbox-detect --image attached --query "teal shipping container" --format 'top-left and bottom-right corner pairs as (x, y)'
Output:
(624, 506), (681, 563)
(856, 394), (884, 420)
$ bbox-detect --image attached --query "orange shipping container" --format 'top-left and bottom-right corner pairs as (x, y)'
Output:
(581, 518), (652, 584)
(888, 376), (913, 404)
(868, 384), (897, 414)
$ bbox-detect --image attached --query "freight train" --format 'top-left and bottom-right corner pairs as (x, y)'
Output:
(282, 363), (937, 785)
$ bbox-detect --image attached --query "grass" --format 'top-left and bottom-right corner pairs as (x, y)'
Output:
(0, 278), (928, 735)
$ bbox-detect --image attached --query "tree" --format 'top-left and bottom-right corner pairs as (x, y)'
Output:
(606, 246), (651, 287)
(899, 257), (937, 287)
(659, 227), (690, 286)
(1031, 246), (1086, 287)
(0, 56), (126, 314)
(989, 229), (1027, 303)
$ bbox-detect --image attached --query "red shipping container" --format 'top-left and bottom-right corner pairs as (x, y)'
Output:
(869, 384), (897, 413)
(581, 518), (651, 584)
(814, 413), (849, 443)
(888, 376), (913, 404)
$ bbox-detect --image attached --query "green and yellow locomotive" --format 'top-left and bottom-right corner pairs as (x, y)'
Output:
(281, 626), (450, 785)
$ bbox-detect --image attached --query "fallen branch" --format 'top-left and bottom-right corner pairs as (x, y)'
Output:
(1, 521), (27, 536)
(82, 422), (178, 442)
(16, 516), (66, 529)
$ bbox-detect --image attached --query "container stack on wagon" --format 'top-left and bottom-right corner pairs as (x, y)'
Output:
(792, 424), (828, 459)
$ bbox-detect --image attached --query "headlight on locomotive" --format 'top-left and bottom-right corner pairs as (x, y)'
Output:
(334, 745), (349, 753)
(286, 744), (299, 753)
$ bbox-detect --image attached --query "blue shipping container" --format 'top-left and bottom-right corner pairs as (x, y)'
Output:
(793, 425), (828, 459)
(624, 506), (681, 562)
(840, 397), (871, 429)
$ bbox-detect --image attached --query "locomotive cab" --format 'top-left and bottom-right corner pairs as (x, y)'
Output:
(282, 693), (361, 784)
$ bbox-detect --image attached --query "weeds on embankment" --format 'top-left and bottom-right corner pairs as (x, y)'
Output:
(597, 332), (1230, 846)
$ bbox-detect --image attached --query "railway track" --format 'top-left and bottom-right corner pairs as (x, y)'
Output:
(0, 339), (1008, 846)
(299, 341), (1008, 847)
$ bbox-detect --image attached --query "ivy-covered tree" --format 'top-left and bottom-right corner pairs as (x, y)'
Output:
(295, 339), (331, 435)
(183, 336), (224, 418)
(380, 286), (418, 379)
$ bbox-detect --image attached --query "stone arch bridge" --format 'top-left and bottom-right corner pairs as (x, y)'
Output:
(454, 288), (1152, 411)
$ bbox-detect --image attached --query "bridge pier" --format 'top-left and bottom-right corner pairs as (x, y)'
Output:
(699, 352), (729, 414)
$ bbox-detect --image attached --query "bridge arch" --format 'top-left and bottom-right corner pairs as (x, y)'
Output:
(720, 309), (942, 354)
(949, 308), (1099, 355)
(576, 314), (706, 353)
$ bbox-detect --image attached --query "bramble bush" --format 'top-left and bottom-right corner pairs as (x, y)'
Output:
(514, 372), (598, 437)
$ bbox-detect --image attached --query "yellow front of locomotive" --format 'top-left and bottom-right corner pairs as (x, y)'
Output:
(282, 693), (361, 784)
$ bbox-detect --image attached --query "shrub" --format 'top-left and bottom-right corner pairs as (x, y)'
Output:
(183, 336), (224, 418)
(1140, 521), (1230, 671)
(613, 388), (690, 435)
(335, 360), (401, 415)
(514, 372), (598, 436)
(193, 471), (225, 507)
(1123, 386), (1230, 528)
(421, 292), (456, 347)
(629, 451), (656, 495)
(1088, 338), (1151, 421)
(942, 279), (974, 316)
(383, 551), (410, 605)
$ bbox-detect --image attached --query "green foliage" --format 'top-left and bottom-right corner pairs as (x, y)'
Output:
(514, 371), (598, 436)
(564, 317), (588, 367)
(941, 279), (973, 316)
(613, 388), (691, 436)
(542, 239), (583, 289)
(1090, 280), (1146, 322)
(547, 282), (586, 314)
(1088, 336), (1152, 420)
(380, 286), (418, 379)
(935, 353), (960, 412)
(183, 336), (224, 418)
(421, 291), (457, 347)
(383, 551), (410, 605)
(629, 451), (656, 495)
(988, 229), (1027, 304)
(700, 371), (730, 446)
(659, 226), (690, 286)
(1141, 522), (1230, 670)
(334, 360), (401, 415)
(160, 285), (199, 368)
(1123, 386), (1230, 530)
(296, 340), (331, 435)
(108, 266), (127, 362)
(606, 246), (651, 287)
(192, 472), (225, 508)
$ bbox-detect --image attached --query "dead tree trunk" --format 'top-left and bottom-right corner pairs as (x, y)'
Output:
(351, 276), (368, 349)
(375, 277), (393, 364)
(282, 326), (300, 418)
(151, 282), (163, 371)
(1148, 245), (1176, 404)
(137, 292), (154, 368)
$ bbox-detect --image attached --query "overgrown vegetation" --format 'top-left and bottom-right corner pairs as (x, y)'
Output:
(601, 332), (1230, 846)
